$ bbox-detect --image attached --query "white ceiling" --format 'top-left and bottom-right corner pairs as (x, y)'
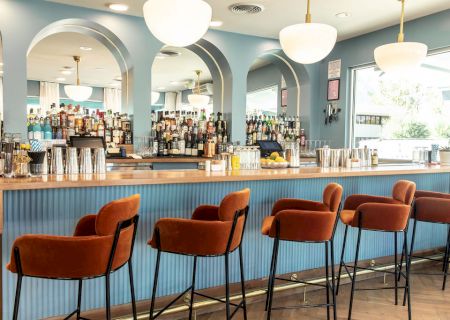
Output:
(151, 47), (212, 92)
(27, 32), (121, 88)
(48, 0), (450, 40)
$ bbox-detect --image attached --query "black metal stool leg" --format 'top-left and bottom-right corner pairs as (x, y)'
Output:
(239, 245), (248, 320)
(128, 261), (137, 320)
(330, 240), (337, 320)
(443, 226), (450, 273)
(150, 249), (161, 320)
(348, 228), (362, 320)
(394, 232), (398, 305)
(336, 225), (348, 296)
(225, 253), (231, 320)
(189, 256), (198, 320)
(325, 241), (330, 320)
(12, 274), (23, 320)
(76, 280), (83, 319)
(265, 239), (277, 311)
(105, 275), (111, 320)
(442, 229), (450, 290)
(403, 230), (412, 320)
(267, 237), (280, 320)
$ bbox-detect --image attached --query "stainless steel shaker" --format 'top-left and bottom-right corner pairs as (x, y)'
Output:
(79, 147), (93, 174)
(66, 147), (79, 174)
(51, 147), (64, 175)
(316, 147), (331, 168)
(93, 148), (106, 174)
(330, 149), (341, 168)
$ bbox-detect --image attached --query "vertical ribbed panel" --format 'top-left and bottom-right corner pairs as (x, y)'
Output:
(2, 173), (449, 319)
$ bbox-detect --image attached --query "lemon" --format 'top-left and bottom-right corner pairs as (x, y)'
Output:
(275, 156), (285, 163)
(270, 152), (280, 160)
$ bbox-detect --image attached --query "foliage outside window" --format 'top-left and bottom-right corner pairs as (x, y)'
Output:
(352, 50), (450, 160)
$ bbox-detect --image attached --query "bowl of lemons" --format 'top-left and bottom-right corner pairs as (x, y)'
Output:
(260, 152), (289, 169)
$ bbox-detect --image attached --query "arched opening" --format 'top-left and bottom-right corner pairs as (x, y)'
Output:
(245, 50), (303, 146)
(26, 19), (132, 145)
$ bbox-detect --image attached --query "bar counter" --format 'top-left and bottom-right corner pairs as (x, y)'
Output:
(1, 165), (449, 191)
(2, 165), (450, 319)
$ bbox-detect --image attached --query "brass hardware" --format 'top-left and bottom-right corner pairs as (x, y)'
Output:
(305, 0), (312, 23)
(73, 56), (81, 86)
(397, 0), (405, 42)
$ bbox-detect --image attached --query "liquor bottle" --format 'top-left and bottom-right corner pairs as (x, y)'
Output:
(191, 134), (198, 157)
(197, 133), (204, 157)
(185, 133), (192, 156)
(300, 128), (306, 147)
(28, 117), (35, 140)
(43, 117), (52, 140)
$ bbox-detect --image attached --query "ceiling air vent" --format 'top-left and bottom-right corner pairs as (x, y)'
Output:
(229, 3), (264, 15)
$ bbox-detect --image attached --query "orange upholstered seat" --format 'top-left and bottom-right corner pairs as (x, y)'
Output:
(414, 191), (450, 224)
(7, 195), (140, 320)
(148, 189), (251, 320)
(149, 189), (250, 256)
(262, 183), (343, 318)
(340, 180), (416, 231)
(261, 183), (343, 242)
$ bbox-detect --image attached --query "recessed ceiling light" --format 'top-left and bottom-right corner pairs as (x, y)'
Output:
(108, 3), (129, 12)
(335, 12), (351, 18)
(80, 46), (92, 51)
(155, 56), (165, 60)
(95, 67), (105, 71)
(61, 70), (72, 75)
(115, 76), (122, 81)
(157, 87), (166, 90)
(210, 20), (223, 27)
(56, 77), (66, 81)
(170, 81), (181, 85)
(0, 62), (3, 66)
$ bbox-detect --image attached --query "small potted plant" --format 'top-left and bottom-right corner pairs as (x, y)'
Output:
(440, 146), (450, 165)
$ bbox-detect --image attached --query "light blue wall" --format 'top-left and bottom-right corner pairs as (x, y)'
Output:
(316, 9), (450, 147)
(0, 0), (317, 144)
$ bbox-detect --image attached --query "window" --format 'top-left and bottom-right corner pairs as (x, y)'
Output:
(246, 85), (278, 117)
(351, 49), (450, 160)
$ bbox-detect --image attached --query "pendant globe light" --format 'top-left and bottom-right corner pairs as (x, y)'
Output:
(64, 56), (93, 102)
(188, 70), (210, 107)
(374, 0), (427, 74)
(143, 0), (212, 47)
(279, 0), (337, 64)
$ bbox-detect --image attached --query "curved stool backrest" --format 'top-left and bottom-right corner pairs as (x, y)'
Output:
(323, 183), (344, 213)
(392, 180), (416, 205)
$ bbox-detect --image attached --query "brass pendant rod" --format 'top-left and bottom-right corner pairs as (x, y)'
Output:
(397, 0), (405, 43)
(305, 0), (312, 23)
(74, 56), (81, 86)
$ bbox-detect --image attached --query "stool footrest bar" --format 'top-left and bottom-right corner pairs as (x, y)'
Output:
(194, 292), (241, 308)
(274, 276), (327, 288)
(152, 286), (192, 319)
(272, 303), (334, 310)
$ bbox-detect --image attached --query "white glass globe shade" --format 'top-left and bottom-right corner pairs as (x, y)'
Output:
(64, 85), (93, 102)
(279, 23), (337, 64)
(188, 94), (210, 107)
(143, 0), (212, 47)
(374, 42), (428, 74)
(151, 91), (160, 105)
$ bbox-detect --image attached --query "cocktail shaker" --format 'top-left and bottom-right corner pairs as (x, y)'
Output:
(93, 148), (106, 174)
(51, 147), (64, 175)
(79, 147), (93, 174)
(66, 147), (79, 174)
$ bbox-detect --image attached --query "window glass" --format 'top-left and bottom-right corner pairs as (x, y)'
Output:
(352, 50), (450, 160)
(246, 85), (278, 117)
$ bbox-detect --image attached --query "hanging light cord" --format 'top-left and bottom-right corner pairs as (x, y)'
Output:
(74, 56), (81, 86)
(398, 0), (405, 42)
(195, 70), (201, 94)
(305, 0), (312, 23)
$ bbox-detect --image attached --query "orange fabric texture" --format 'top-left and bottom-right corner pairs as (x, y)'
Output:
(392, 180), (416, 205)
(414, 196), (450, 224)
(341, 180), (416, 229)
(351, 203), (411, 231)
(261, 183), (343, 242)
(96, 194), (140, 236)
(415, 190), (450, 200)
(149, 189), (250, 256)
(7, 194), (140, 279)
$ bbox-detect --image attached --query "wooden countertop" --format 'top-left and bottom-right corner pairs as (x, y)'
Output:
(106, 157), (206, 163)
(0, 165), (449, 191)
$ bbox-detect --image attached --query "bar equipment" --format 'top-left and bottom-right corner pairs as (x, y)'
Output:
(79, 147), (93, 174)
(285, 141), (300, 168)
(51, 147), (64, 175)
(3, 142), (14, 178)
(66, 147), (79, 174)
(330, 148), (341, 168)
(13, 150), (31, 177)
(316, 147), (331, 168)
(29, 151), (47, 177)
(93, 148), (106, 174)
(340, 148), (352, 168)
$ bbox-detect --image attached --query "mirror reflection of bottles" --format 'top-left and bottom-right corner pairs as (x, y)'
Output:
(27, 105), (133, 144)
(245, 114), (304, 146)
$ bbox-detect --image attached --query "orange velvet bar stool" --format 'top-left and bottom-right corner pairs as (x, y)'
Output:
(148, 189), (250, 320)
(404, 190), (450, 290)
(335, 180), (416, 320)
(261, 183), (343, 320)
(7, 194), (140, 320)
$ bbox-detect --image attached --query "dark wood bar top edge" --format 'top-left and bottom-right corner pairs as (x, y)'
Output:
(0, 165), (449, 191)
